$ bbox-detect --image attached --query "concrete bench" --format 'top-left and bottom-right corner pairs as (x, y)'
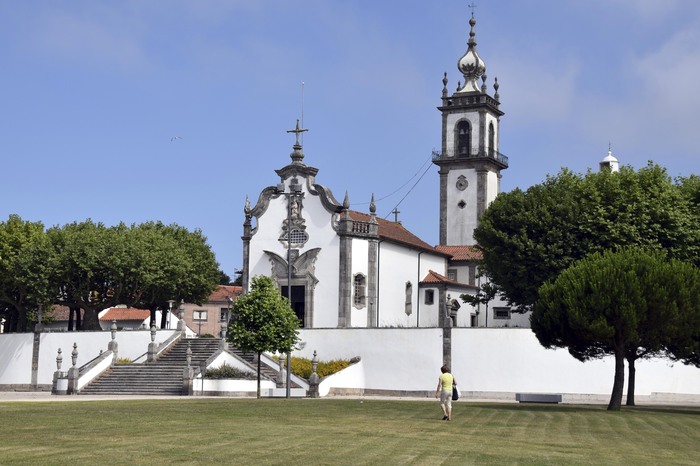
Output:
(515, 393), (562, 404)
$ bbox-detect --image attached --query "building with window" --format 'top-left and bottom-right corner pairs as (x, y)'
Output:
(179, 285), (242, 337)
(241, 14), (528, 328)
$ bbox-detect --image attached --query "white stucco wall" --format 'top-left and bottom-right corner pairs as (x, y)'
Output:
(296, 328), (700, 398)
(0, 333), (33, 385)
(376, 244), (446, 328)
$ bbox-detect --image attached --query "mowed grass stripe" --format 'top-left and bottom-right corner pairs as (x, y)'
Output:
(0, 399), (698, 465)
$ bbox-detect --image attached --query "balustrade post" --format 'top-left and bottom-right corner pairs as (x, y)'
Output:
(308, 350), (320, 398)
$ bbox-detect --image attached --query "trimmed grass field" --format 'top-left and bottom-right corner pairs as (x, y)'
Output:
(0, 398), (698, 465)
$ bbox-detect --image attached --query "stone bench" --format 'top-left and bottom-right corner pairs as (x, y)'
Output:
(515, 393), (562, 404)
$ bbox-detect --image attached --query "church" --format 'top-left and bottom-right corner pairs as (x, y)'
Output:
(241, 14), (530, 329)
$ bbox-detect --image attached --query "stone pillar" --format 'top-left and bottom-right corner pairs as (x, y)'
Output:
(107, 320), (118, 362)
(182, 342), (194, 395)
(52, 348), (65, 394)
(307, 350), (320, 398)
(67, 343), (79, 395)
(147, 325), (158, 362)
(277, 356), (285, 388)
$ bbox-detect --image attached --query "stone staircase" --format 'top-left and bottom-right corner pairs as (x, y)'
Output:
(79, 338), (223, 396)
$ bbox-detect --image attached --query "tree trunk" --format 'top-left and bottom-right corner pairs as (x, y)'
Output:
(160, 305), (168, 329)
(81, 308), (100, 330)
(608, 349), (625, 411)
(256, 351), (262, 399)
(68, 307), (75, 331)
(149, 307), (157, 329)
(626, 356), (636, 406)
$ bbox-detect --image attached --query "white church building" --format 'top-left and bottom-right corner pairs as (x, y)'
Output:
(241, 14), (530, 330)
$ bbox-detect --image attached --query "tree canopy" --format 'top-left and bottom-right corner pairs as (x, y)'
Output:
(474, 163), (700, 312)
(0, 215), (220, 332)
(227, 275), (300, 398)
(533, 247), (700, 410)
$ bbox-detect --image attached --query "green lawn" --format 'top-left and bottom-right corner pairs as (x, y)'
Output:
(0, 398), (698, 465)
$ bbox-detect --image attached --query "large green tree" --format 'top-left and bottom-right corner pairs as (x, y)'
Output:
(0, 215), (51, 332)
(123, 222), (219, 329)
(227, 275), (300, 398)
(475, 163), (700, 313)
(533, 248), (700, 410)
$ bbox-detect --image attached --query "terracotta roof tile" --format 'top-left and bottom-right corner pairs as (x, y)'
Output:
(434, 245), (482, 261)
(209, 285), (243, 302)
(420, 270), (478, 290)
(100, 308), (150, 321)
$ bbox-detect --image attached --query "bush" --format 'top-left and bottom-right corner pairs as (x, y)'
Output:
(203, 363), (256, 380)
(288, 357), (354, 379)
(116, 357), (132, 364)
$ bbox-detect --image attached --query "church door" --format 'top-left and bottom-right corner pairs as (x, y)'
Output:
(282, 285), (305, 327)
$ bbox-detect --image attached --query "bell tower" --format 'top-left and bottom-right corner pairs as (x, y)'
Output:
(433, 14), (508, 246)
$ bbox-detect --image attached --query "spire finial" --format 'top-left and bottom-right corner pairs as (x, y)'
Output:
(457, 7), (486, 93)
(369, 194), (376, 215)
(468, 2), (477, 18)
(343, 191), (350, 210)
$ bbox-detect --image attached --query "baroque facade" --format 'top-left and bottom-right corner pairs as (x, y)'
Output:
(241, 14), (530, 329)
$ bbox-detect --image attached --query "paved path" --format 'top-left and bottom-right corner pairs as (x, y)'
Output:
(1, 390), (698, 407)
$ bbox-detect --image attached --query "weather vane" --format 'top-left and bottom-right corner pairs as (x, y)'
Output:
(468, 2), (477, 17)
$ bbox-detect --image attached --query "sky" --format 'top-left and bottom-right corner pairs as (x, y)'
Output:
(2, 0), (699, 277)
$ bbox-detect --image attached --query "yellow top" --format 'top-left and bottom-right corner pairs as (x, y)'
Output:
(439, 372), (454, 391)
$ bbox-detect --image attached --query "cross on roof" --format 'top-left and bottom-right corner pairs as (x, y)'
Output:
(287, 119), (308, 146)
(391, 208), (400, 223)
(468, 2), (477, 17)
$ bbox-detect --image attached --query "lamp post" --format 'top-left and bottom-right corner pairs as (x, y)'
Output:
(276, 177), (303, 399)
(167, 300), (175, 329)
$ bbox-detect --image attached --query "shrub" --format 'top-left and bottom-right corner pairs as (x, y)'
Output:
(288, 357), (354, 379)
(116, 357), (132, 364)
(203, 363), (256, 380)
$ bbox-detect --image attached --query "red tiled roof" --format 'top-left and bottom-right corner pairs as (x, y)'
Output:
(100, 307), (150, 321)
(46, 305), (70, 321)
(347, 211), (449, 256)
(209, 285), (243, 302)
(434, 245), (482, 261)
(420, 270), (478, 290)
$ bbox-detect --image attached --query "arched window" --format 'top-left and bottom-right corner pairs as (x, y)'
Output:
(353, 273), (366, 309)
(456, 121), (471, 157)
(488, 122), (495, 158)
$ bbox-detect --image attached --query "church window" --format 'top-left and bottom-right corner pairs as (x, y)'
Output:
(456, 121), (471, 157)
(425, 289), (435, 305)
(288, 229), (308, 246)
(493, 307), (511, 320)
(488, 122), (495, 157)
(405, 282), (413, 316)
(353, 273), (366, 309)
(447, 269), (457, 281)
(458, 200), (466, 209)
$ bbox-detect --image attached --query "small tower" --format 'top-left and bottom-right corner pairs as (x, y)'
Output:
(599, 145), (620, 172)
(433, 13), (508, 246)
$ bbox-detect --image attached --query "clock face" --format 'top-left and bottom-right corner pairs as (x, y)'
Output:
(456, 176), (468, 191)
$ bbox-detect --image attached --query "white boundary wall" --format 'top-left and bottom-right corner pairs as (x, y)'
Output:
(0, 330), (179, 387)
(297, 328), (700, 399)
(2, 329), (699, 400)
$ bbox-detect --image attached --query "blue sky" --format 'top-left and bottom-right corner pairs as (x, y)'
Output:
(2, 1), (699, 277)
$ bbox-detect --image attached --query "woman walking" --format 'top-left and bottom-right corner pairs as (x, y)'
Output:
(435, 365), (457, 420)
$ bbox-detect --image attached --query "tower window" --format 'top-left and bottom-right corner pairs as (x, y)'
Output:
(488, 122), (495, 157)
(456, 121), (471, 157)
